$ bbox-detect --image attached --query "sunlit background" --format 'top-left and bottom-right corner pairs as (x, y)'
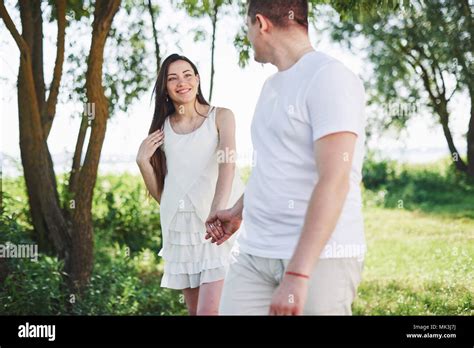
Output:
(1, 0), (469, 178)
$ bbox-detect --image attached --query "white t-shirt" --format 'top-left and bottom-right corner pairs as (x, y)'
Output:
(237, 51), (367, 260)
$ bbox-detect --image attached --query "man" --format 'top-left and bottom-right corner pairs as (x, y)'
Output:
(205, 0), (366, 315)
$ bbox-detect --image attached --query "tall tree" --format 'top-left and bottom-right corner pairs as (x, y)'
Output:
(67, 0), (121, 291)
(1, 0), (169, 291)
(0, 0), (121, 292)
(326, 0), (474, 176)
(1, 0), (70, 258)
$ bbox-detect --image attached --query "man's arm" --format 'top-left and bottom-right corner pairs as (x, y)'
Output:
(269, 131), (357, 315)
(287, 131), (356, 275)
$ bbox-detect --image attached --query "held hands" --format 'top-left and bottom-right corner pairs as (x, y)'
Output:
(206, 208), (309, 315)
(205, 208), (242, 245)
(136, 129), (164, 164)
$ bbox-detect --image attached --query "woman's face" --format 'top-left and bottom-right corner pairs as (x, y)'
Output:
(166, 60), (200, 105)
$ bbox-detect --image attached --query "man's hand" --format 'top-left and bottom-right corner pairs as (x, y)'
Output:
(205, 208), (242, 245)
(205, 210), (225, 241)
(269, 274), (309, 315)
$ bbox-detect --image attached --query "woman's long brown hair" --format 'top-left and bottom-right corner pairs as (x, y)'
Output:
(149, 54), (210, 195)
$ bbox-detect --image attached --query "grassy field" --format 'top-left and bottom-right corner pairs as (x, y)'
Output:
(354, 206), (473, 315)
(1, 158), (473, 315)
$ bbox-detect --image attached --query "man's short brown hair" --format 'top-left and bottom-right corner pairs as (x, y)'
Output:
(247, 0), (309, 30)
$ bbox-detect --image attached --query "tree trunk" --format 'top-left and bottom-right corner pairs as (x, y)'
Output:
(467, 90), (474, 176)
(209, 2), (218, 102)
(147, 0), (161, 72)
(7, 0), (72, 258)
(414, 52), (469, 175)
(16, 41), (72, 260)
(67, 0), (121, 292)
(436, 101), (468, 173)
(1, 0), (120, 294)
(69, 115), (89, 195)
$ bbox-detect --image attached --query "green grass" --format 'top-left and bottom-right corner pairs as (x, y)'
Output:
(353, 206), (474, 315)
(1, 159), (473, 315)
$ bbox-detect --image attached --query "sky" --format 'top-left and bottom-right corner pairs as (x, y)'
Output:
(1, 1), (470, 178)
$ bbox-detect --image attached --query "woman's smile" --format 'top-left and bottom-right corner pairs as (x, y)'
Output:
(176, 87), (192, 95)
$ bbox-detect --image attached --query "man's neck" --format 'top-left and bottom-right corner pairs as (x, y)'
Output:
(271, 32), (314, 72)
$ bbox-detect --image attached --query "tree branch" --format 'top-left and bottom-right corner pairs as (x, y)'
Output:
(411, 43), (444, 98)
(0, 1), (30, 57)
(399, 44), (439, 102)
(31, 0), (46, 117)
(209, 0), (219, 101)
(147, 0), (161, 72)
(69, 115), (88, 194)
(398, 43), (467, 170)
(77, 0), (121, 191)
(43, 0), (67, 139)
(447, 80), (459, 103)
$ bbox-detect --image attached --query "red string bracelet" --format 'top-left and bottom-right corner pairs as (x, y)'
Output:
(285, 271), (310, 279)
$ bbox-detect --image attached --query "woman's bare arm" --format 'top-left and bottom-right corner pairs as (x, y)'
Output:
(136, 128), (164, 204)
(137, 160), (161, 203)
(210, 107), (237, 212)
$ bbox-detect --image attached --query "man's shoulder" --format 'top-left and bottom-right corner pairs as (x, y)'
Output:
(308, 53), (362, 91)
(307, 50), (337, 66)
(262, 51), (332, 86)
(310, 52), (357, 80)
(263, 51), (360, 88)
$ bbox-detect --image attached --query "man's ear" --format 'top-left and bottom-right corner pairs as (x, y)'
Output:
(255, 14), (269, 32)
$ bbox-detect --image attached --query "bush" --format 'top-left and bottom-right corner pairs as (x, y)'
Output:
(68, 241), (186, 315)
(362, 155), (398, 190)
(0, 256), (67, 315)
(0, 174), (185, 315)
(362, 156), (474, 217)
(92, 174), (162, 253)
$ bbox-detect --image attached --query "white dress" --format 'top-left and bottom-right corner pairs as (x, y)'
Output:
(158, 106), (245, 289)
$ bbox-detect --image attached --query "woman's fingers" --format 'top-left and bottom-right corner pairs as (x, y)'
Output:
(147, 135), (164, 149)
(147, 129), (164, 141)
(205, 222), (217, 240)
(208, 223), (220, 241)
(212, 218), (224, 238)
(215, 224), (224, 238)
(153, 140), (164, 149)
(149, 133), (164, 144)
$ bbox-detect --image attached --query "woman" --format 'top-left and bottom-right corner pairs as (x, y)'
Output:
(136, 54), (245, 315)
